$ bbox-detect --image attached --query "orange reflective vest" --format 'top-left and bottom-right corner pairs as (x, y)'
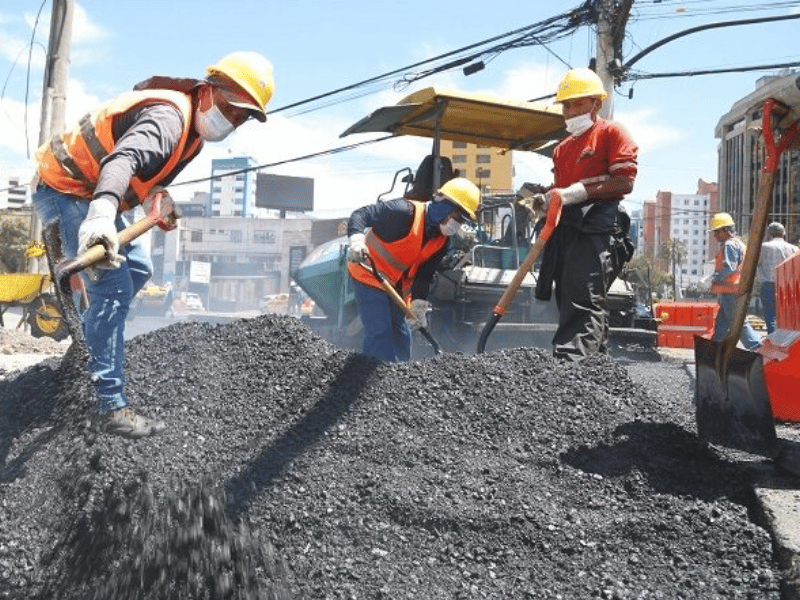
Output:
(710, 237), (746, 294)
(347, 201), (447, 297)
(35, 89), (203, 211)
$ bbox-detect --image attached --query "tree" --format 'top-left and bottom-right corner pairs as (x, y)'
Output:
(0, 218), (30, 273)
(659, 238), (688, 300)
(623, 253), (671, 305)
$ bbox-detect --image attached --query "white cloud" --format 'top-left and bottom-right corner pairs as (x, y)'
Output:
(614, 106), (686, 155)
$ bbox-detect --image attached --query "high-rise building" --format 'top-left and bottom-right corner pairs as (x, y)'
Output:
(642, 179), (719, 286)
(208, 157), (264, 218)
(715, 70), (800, 242)
(439, 141), (513, 195)
(0, 172), (28, 210)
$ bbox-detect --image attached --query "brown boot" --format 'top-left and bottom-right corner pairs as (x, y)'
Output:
(92, 407), (167, 439)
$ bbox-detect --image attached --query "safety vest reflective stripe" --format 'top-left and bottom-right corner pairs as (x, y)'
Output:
(36, 89), (199, 210)
(347, 201), (447, 293)
(365, 229), (411, 274)
(711, 238), (745, 294)
(50, 135), (92, 186)
(79, 114), (109, 165)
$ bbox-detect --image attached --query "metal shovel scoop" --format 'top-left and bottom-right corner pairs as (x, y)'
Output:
(694, 98), (798, 455)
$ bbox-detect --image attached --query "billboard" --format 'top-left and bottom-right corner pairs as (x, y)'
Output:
(256, 173), (314, 212)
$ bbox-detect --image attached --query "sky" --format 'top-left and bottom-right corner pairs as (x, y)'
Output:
(1, 0), (799, 219)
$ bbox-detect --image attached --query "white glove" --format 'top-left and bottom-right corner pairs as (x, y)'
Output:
(407, 299), (431, 331)
(77, 195), (124, 275)
(347, 233), (368, 263)
(547, 182), (587, 206)
(455, 224), (476, 242)
(517, 193), (548, 217)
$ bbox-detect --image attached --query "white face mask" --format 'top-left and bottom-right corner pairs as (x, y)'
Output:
(439, 217), (461, 237)
(564, 113), (594, 136)
(195, 104), (236, 142)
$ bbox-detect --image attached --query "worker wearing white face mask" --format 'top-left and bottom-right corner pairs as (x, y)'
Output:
(347, 176), (480, 362)
(31, 52), (273, 439)
(517, 67), (638, 361)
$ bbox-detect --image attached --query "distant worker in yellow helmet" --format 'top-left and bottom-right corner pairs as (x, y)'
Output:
(31, 51), (274, 438)
(519, 67), (637, 361)
(708, 213), (761, 350)
(347, 159), (480, 361)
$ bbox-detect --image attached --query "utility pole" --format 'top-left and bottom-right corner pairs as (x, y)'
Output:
(594, 0), (633, 120)
(28, 0), (74, 272)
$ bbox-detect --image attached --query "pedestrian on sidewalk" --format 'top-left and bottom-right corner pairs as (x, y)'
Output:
(756, 221), (798, 334)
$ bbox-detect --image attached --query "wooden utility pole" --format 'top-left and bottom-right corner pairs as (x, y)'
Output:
(28, 0), (74, 272)
(595, 0), (633, 120)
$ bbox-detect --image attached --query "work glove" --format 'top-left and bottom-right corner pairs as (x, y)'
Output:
(406, 299), (431, 331)
(548, 182), (587, 206)
(77, 194), (124, 280)
(347, 233), (368, 263)
(516, 182), (549, 217)
(455, 223), (476, 242)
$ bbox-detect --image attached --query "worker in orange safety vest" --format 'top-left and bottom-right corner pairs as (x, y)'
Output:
(31, 52), (274, 438)
(708, 212), (761, 350)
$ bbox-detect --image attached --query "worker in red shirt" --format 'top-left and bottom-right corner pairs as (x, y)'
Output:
(521, 68), (637, 361)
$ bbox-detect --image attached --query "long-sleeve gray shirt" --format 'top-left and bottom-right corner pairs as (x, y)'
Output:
(94, 103), (196, 205)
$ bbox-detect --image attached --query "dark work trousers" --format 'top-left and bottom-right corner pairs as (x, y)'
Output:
(549, 226), (615, 361)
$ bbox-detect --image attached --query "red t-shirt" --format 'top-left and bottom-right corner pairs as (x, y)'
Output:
(552, 118), (638, 232)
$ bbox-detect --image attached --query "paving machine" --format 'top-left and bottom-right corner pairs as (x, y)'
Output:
(293, 87), (657, 356)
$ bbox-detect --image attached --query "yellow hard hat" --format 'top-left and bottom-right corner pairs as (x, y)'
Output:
(438, 177), (480, 221)
(207, 52), (274, 122)
(710, 212), (735, 231)
(556, 68), (607, 103)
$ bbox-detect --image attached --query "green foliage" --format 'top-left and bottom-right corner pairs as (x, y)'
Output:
(0, 218), (30, 272)
(623, 253), (671, 304)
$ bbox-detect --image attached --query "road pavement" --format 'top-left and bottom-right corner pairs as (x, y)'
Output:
(2, 308), (799, 597)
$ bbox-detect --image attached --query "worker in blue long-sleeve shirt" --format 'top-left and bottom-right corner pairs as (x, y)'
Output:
(708, 212), (761, 350)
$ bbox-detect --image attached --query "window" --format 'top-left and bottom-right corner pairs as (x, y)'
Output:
(452, 155), (467, 163)
(452, 141), (467, 148)
(254, 230), (276, 244)
(190, 230), (203, 243)
(476, 154), (491, 164)
(229, 230), (242, 243)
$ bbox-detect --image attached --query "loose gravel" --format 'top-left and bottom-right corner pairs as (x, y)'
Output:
(0, 315), (783, 598)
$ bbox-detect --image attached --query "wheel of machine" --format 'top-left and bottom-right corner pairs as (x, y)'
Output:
(27, 293), (70, 341)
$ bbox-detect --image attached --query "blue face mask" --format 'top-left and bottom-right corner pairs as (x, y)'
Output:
(427, 200), (455, 224)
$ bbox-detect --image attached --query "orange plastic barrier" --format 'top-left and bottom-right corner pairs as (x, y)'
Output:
(654, 301), (719, 349)
(760, 330), (800, 422)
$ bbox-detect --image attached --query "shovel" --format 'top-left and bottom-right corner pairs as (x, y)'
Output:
(477, 195), (562, 353)
(362, 254), (442, 355)
(694, 98), (799, 455)
(51, 191), (180, 348)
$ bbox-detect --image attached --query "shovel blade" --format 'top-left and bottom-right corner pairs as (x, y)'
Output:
(694, 335), (777, 455)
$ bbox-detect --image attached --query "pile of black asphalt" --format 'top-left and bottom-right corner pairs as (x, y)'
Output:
(0, 314), (783, 599)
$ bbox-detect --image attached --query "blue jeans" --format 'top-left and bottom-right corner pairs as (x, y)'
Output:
(760, 282), (777, 334)
(353, 279), (411, 362)
(712, 293), (761, 350)
(32, 184), (153, 412)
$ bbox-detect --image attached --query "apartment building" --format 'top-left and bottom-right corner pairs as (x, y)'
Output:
(208, 156), (265, 218)
(439, 140), (513, 194)
(0, 172), (28, 210)
(641, 179), (719, 286)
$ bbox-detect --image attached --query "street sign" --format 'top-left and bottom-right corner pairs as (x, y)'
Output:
(189, 260), (211, 284)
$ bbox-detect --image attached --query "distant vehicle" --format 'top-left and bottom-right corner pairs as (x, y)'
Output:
(260, 293), (289, 314)
(167, 292), (205, 317)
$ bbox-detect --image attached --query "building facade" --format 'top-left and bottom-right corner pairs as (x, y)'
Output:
(0, 173), (28, 211)
(641, 179), (719, 287)
(715, 70), (800, 243)
(440, 140), (514, 195)
(208, 157), (265, 218)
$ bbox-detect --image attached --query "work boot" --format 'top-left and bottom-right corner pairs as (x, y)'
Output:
(92, 407), (167, 439)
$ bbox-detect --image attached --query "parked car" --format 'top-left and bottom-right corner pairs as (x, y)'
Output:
(167, 292), (205, 317)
